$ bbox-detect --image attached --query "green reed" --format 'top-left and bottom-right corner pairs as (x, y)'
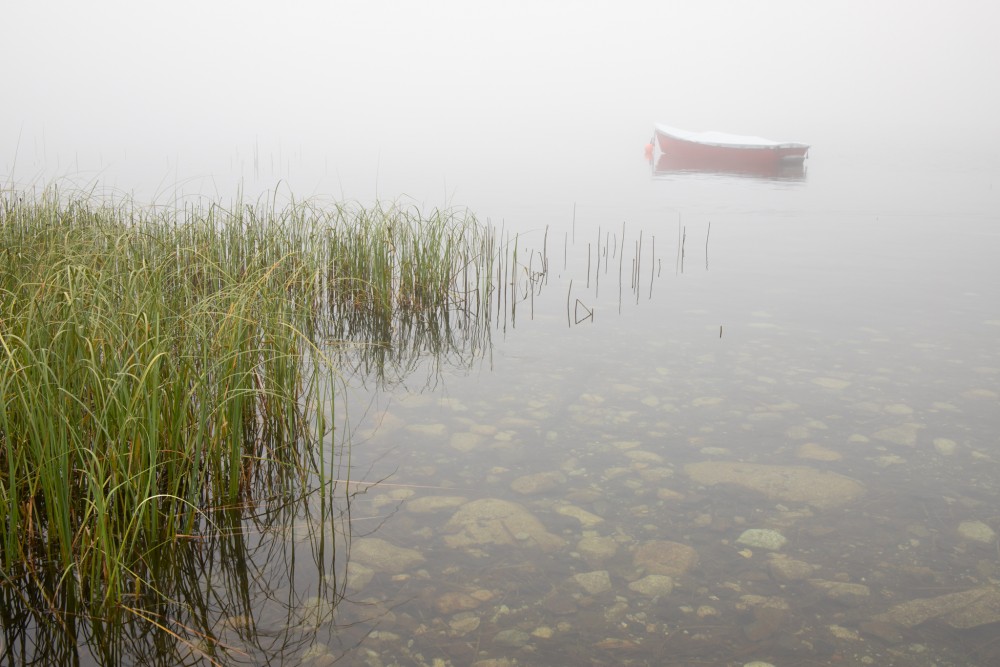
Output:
(0, 186), (505, 615)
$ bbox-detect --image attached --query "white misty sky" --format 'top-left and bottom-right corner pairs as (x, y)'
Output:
(3, 0), (999, 195)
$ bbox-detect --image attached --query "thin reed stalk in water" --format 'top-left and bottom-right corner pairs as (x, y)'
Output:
(705, 221), (711, 271)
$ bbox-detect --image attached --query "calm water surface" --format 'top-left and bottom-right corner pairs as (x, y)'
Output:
(287, 148), (1000, 666)
(8, 143), (1000, 666)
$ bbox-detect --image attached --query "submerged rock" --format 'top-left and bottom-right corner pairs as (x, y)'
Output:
(767, 555), (816, 582)
(872, 586), (1000, 629)
(493, 628), (531, 647)
(933, 437), (958, 455)
(577, 535), (618, 565)
(684, 461), (865, 510)
(737, 595), (790, 642)
(858, 620), (904, 644)
(351, 538), (424, 574)
(450, 432), (483, 451)
(298, 596), (337, 629)
(692, 396), (724, 407)
(510, 471), (565, 495)
(555, 504), (604, 527)
(628, 574), (674, 597)
(406, 495), (468, 513)
(744, 606), (788, 641)
(301, 642), (338, 667)
(736, 529), (787, 551)
(345, 563), (375, 591)
(957, 520), (997, 543)
(407, 422), (448, 437)
(796, 442), (842, 461)
(435, 591), (481, 614)
(872, 423), (922, 447)
(443, 498), (565, 552)
(633, 540), (699, 576)
(812, 377), (851, 390)
(449, 612), (481, 637)
(624, 450), (664, 464)
(808, 579), (870, 606)
(572, 570), (612, 595)
(540, 590), (579, 616)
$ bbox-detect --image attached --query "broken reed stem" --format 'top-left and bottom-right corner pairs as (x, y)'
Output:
(681, 226), (687, 273)
(595, 227), (601, 296)
(566, 278), (573, 327)
(587, 242), (592, 289)
(706, 221), (711, 271)
(649, 234), (655, 299)
(675, 214), (682, 275)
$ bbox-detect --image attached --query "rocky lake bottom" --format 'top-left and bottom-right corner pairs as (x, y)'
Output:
(250, 305), (1000, 667)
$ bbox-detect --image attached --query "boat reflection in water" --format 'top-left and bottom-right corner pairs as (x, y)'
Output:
(651, 151), (807, 181)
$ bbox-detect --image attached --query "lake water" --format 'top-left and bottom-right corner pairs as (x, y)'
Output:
(5, 134), (1000, 667)
(303, 146), (1000, 667)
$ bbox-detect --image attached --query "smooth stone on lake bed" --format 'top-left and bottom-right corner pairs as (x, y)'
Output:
(443, 498), (565, 552)
(577, 535), (618, 564)
(435, 591), (481, 614)
(352, 538), (424, 573)
(933, 438), (957, 455)
(406, 423), (448, 437)
(298, 596), (336, 628)
(450, 432), (482, 451)
(767, 554), (816, 581)
(406, 495), (468, 513)
(572, 570), (612, 595)
(345, 563), (375, 591)
(872, 423), (922, 446)
(796, 442), (842, 461)
(872, 586), (1000, 629)
(624, 450), (664, 463)
(808, 579), (871, 605)
(628, 574), (674, 597)
(737, 529), (787, 551)
(301, 642), (338, 667)
(957, 520), (996, 543)
(633, 540), (699, 576)
(555, 504), (604, 527)
(510, 471), (565, 495)
(691, 396), (723, 407)
(811, 377), (851, 389)
(493, 629), (531, 647)
(685, 461), (865, 510)
(448, 612), (481, 636)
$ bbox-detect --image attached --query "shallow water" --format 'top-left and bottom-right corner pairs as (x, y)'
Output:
(284, 150), (1000, 666)
(4, 144), (1000, 666)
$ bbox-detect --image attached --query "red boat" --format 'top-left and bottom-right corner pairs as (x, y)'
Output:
(648, 123), (809, 171)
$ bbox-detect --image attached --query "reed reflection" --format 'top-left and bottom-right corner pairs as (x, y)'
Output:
(0, 468), (388, 665)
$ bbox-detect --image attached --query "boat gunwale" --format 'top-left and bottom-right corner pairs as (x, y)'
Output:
(653, 123), (809, 151)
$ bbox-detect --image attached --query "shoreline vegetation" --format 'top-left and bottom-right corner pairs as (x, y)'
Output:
(0, 185), (534, 656)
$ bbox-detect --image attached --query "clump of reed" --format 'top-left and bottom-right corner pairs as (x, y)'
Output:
(0, 186), (504, 614)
